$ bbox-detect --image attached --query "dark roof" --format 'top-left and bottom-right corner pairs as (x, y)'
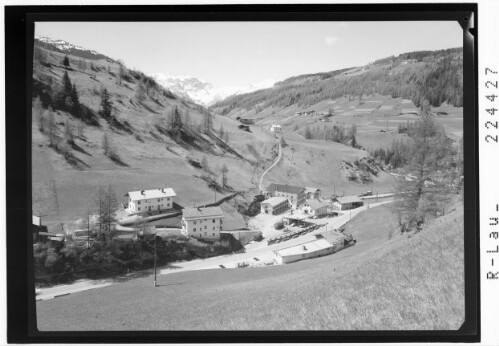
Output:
(267, 183), (304, 195)
(183, 206), (224, 220)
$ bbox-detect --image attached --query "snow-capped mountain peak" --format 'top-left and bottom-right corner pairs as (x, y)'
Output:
(153, 73), (277, 106)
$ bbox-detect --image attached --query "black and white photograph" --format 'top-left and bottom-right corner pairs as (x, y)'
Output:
(0, 3), (486, 341)
(29, 18), (469, 332)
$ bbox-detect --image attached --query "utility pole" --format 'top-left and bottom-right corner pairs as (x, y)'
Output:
(154, 236), (158, 287)
(87, 213), (90, 249)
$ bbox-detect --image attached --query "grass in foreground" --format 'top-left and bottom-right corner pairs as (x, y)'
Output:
(36, 204), (464, 330)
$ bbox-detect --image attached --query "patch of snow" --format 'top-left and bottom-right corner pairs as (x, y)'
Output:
(154, 73), (277, 106)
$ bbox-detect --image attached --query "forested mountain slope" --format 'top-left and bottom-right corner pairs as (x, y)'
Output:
(211, 47), (463, 116)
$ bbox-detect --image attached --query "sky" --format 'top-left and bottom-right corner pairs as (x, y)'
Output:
(35, 21), (462, 88)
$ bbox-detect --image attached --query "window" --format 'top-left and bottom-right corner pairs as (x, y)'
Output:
(138, 207), (141, 211)
(204, 225), (207, 230)
(212, 233), (215, 236)
(212, 227), (215, 230)
(220, 220), (223, 224)
(158, 199), (161, 202)
(193, 228), (196, 232)
(138, 201), (141, 205)
(167, 198), (170, 201)
(213, 219), (215, 223)
(193, 221), (196, 225)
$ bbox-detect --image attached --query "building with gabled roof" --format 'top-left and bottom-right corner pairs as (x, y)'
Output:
(266, 183), (306, 208)
(126, 187), (176, 214)
(332, 196), (364, 211)
(302, 199), (329, 217)
(261, 196), (289, 215)
(182, 206), (224, 240)
(269, 124), (282, 133)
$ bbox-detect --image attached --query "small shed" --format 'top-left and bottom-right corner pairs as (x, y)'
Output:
(269, 124), (282, 133)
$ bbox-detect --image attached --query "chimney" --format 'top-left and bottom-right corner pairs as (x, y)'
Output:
(141, 190), (145, 195)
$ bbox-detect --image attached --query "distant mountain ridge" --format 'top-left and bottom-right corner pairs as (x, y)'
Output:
(210, 47), (463, 116)
(153, 73), (277, 107)
(35, 36), (111, 61)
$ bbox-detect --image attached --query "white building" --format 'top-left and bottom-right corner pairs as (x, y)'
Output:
(182, 206), (224, 240)
(126, 187), (176, 214)
(332, 196), (364, 211)
(302, 199), (328, 217)
(273, 234), (348, 264)
(266, 183), (306, 209)
(270, 124), (282, 133)
(261, 196), (289, 215)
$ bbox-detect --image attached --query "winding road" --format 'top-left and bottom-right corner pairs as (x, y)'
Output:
(258, 137), (282, 192)
(36, 199), (394, 301)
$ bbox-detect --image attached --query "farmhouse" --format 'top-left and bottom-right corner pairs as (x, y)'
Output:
(269, 124), (282, 133)
(260, 196), (289, 215)
(182, 206), (224, 240)
(302, 199), (328, 217)
(266, 183), (306, 208)
(304, 187), (321, 200)
(332, 196), (364, 211)
(273, 232), (350, 264)
(126, 187), (176, 214)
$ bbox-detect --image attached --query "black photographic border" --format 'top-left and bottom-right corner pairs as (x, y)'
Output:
(5, 3), (479, 343)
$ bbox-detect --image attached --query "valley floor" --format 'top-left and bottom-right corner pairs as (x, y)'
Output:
(36, 202), (464, 331)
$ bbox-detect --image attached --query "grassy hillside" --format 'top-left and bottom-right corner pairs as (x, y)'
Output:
(32, 41), (395, 232)
(36, 203), (464, 330)
(31, 42), (281, 231)
(210, 48), (463, 152)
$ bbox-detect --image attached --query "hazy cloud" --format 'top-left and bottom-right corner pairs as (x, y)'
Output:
(325, 36), (339, 45)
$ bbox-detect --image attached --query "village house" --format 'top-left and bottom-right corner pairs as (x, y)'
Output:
(304, 187), (321, 200)
(302, 199), (329, 217)
(332, 195), (364, 211)
(266, 183), (306, 209)
(269, 124), (282, 133)
(126, 187), (176, 214)
(260, 196), (289, 215)
(182, 206), (224, 240)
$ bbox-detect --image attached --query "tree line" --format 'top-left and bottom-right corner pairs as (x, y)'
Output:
(211, 48), (463, 115)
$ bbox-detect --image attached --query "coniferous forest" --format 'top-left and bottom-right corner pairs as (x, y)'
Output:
(211, 48), (463, 115)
